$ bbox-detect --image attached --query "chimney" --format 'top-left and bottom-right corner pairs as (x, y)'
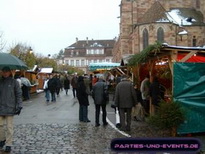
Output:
(86, 37), (88, 44)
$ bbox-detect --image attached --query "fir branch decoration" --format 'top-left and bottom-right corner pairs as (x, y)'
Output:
(148, 99), (185, 130)
(128, 42), (162, 66)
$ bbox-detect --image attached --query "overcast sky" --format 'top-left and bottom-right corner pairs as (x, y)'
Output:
(0, 0), (120, 57)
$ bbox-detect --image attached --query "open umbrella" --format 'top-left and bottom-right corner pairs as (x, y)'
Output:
(0, 52), (28, 70)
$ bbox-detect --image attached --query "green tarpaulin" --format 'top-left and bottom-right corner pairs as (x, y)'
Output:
(174, 63), (205, 134)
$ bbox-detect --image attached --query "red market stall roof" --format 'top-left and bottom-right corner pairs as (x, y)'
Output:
(177, 54), (205, 62)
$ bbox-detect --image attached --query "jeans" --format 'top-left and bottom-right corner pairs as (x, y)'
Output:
(0, 116), (13, 146)
(65, 89), (69, 95)
(72, 88), (77, 98)
(44, 89), (50, 102)
(95, 104), (107, 125)
(56, 87), (60, 96)
(51, 92), (56, 102)
(79, 105), (89, 122)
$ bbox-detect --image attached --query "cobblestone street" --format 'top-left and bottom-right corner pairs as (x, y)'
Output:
(0, 91), (204, 153)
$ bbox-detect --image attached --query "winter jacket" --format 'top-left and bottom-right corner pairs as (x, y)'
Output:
(64, 78), (70, 90)
(0, 77), (22, 115)
(48, 78), (57, 93)
(76, 76), (89, 106)
(56, 77), (62, 88)
(92, 80), (107, 105)
(71, 76), (78, 88)
(150, 80), (165, 106)
(114, 79), (138, 108)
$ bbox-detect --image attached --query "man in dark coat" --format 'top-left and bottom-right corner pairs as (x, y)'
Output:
(149, 76), (165, 114)
(48, 74), (57, 102)
(92, 76), (108, 127)
(76, 76), (90, 122)
(114, 76), (138, 131)
(56, 74), (62, 97)
(0, 67), (22, 152)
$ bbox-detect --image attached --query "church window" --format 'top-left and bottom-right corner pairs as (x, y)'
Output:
(157, 27), (164, 43)
(143, 28), (149, 49)
(196, 0), (200, 9)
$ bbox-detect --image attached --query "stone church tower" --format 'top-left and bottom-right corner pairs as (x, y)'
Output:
(113, 0), (205, 62)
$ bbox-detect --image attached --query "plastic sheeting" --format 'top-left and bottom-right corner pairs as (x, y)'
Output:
(174, 63), (205, 134)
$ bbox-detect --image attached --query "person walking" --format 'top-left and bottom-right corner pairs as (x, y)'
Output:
(60, 74), (64, 91)
(76, 76), (90, 122)
(71, 73), (78, 98)
(114, 75), (138, 131)
(140, 74), (150, 117)
(132, 84), (144, 121)
(92, 76), (108, 127)
(64, 75), (70, 95)
(84, 74), (91, 95)
(0, 67), (22, 152)
(92, 75), (98, 87)
(43, 74), (50, 103)
(56, 74), (62, 97)
(89, 74), (93, 91)
(20, 75), (32, 101)
(48, 74), (57, 102)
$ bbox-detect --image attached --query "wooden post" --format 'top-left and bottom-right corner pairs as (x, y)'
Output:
(170, 50), (178, 95)
(149, 60), (155, 116)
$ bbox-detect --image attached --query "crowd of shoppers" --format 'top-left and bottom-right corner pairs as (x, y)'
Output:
(0, 64), (167, 153)
(113, 73), (165, 132)
(43, 73), (68, 103)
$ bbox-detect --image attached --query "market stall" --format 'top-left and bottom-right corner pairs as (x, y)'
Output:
(37, 68), (53, 89)
(128, 43), (205, 134)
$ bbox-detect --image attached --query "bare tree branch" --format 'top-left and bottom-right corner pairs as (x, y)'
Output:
(0, 32), (6, 52)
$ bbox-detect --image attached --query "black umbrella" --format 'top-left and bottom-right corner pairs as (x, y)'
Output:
(0, 52), (28, 70)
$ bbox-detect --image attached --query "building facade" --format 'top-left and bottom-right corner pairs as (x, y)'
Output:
(113, 0), (205, 62)
(64, 38), (116, 73)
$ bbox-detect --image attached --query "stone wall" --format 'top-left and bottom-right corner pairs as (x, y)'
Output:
(116, 0), (205, 62)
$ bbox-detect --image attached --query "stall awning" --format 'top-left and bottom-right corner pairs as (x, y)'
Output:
(89, 62), (120, 71)
(39, 68), (53, 73)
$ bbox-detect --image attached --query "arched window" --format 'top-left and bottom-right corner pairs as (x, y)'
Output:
(157, 27), (164, 43)
(143, 28), (149, 49)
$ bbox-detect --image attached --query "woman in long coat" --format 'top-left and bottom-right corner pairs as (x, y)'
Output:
(76, 76), (90, 122)
(64, 75), (70, 95)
